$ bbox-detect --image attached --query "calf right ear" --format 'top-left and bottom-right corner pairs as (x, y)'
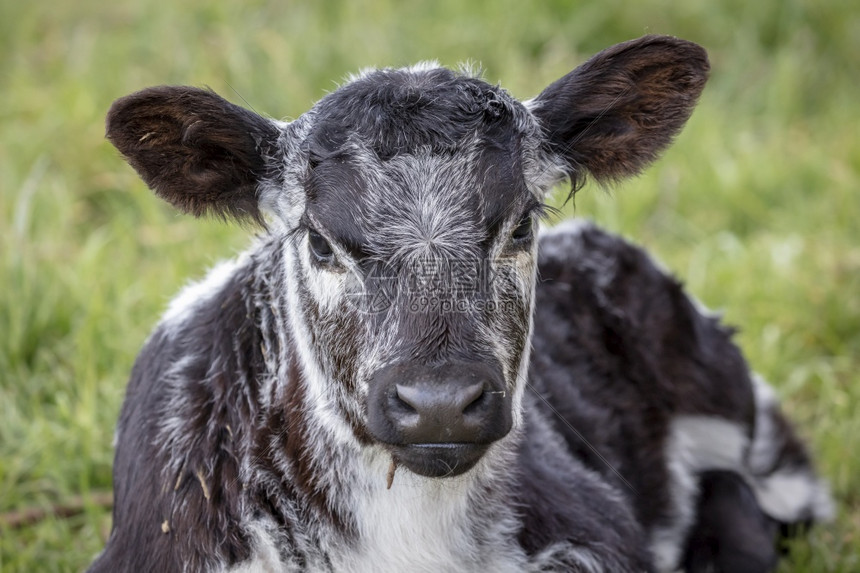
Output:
(106, 86), (283, 224)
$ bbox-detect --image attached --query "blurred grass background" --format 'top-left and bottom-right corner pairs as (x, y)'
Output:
(0, 0), (857, 570)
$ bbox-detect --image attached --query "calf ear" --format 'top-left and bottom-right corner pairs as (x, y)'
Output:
(106, 86), (283, 224)
(528, 35), (709, 189)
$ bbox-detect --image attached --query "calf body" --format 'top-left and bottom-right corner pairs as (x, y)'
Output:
(92, 36), (831, 572)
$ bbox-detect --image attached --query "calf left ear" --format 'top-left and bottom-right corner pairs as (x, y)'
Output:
(106, 86), (283, 224)
(528, 35), (709, 189)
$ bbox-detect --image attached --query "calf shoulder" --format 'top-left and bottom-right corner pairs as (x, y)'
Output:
(90, 244), (282, 572)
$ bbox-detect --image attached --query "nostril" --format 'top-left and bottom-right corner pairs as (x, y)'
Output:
(394, 384), (422, 413)
(462, 391), (484, 415)
(458, 382), (484, 414)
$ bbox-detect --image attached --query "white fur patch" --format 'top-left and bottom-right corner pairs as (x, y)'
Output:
(160, 257), (244, 327)
(283, 244), (360, 449)
(652, 385), (835, 570)
(333, 445), (527, 573)
(652, 415), (750, 572)
(748, 376), (835, 523)
(224, 521), (285, 573)
(669, 416), (750, 472)
(529, 543), (604, 573)
(261, 114), (312, 229)
(300, 231), (349, 315)
(754, 469), (834, 523)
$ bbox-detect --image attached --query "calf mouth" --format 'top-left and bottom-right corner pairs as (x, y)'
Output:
(390, 442), (488, 478)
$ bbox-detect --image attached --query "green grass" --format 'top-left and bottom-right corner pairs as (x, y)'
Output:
(1, 0), (857, 570)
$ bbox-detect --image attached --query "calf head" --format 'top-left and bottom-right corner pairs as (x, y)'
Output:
(107, 36), (708, 478)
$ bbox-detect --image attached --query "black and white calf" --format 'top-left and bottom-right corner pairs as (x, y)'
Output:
(91, 36), (832, 572)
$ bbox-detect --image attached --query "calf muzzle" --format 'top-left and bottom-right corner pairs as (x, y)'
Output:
(367, 361), (512, 477)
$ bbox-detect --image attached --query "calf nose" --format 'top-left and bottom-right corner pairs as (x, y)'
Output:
(393, 381), (484, 442)
(367, 361), (512, 446)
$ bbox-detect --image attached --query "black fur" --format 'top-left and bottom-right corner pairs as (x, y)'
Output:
(96, 37), (827, 572)
(306, 67), (523, 162)
(91, 250), (275, 570)
(681, 471), (779, 573)
(530, 224), (756, 529)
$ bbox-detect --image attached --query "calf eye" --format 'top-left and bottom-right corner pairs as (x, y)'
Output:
(511, 215), (533, 244)
(308, 229), (335, 264)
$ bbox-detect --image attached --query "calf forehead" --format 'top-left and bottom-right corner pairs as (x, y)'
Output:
(307, 147), (532, 261)
(303, 67), (536, 257)
(307, 66), (532, 159)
